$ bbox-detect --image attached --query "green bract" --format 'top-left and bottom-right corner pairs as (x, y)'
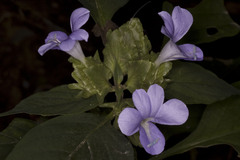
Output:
(69, 18), (172, 103)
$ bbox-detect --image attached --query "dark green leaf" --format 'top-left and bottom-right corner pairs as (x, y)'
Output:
(232, 81), (240, 90)
(165, 62), (240, 104)
(0, 118), (36, 159)
(78, 0), (129, 27)
(182, 0), (240, 44)
(0, 85), (99, 117)
(150, 95), (240, 159)
(6, 113), (134, 160)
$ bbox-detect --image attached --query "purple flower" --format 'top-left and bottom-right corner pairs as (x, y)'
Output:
(118, 84), (189, 155)
(155, 6), (203, 66)
(38, 8), (90, 63)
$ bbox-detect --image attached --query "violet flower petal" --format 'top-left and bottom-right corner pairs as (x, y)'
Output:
(158, 6), (193, 42)
(154, 99), (189, 125)
(147, 84), (164, 117)
(158, 11), (174, 40)
(59, 38), (76, 52)
(132, 89), (151, 119)
(171, 6), (193, 42)
(44, 31), (68, 43)
(118, 108), (142, 136)
(178, 44), (204, 61)
(70, 8), (90, 32)
(38, 43), (58, 56)
(69, 29), (89, 42)
(139, 122), (165, 155)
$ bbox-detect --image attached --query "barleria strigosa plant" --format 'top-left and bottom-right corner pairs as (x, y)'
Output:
(1, 1), (240, 160)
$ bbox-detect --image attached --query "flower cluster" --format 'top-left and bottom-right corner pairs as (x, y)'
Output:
(118, 84), (188, 155)
(38, 8), (90, 64)
(38, 6), (202, 156)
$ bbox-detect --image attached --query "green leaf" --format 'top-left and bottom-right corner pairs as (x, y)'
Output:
(102, 18), (169, 91)
(232, 81), (240, 90)
(126, 60), (152, 92)
(182, 0), (240, 44)
(0, 118), (36, 159)
(6, 113), (134, 160)
(150, 95), (240, 160)
(103, 18), (152, 76)
(165, 62), (240, 104)
(0, 85), (99, 117)
(126, 60), (172, 92)
(69, 56), (112, 102)
(78, 0), (129, 27)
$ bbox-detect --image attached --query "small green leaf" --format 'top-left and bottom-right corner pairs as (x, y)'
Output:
(182, 0), (240, 44)
(6, 113), (134, 160)
(150, 95), (240, 160)
(78, 0), (129, 27)
(165, 62), (240, 104)
(0, 118), (36, 159)
(0, 85), (99, 117)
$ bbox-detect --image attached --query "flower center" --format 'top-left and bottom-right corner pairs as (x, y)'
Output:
(47, 34), (61, 45)
(140, 118), (159, 148)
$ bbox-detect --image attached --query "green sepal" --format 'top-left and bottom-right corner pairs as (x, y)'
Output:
(128, 132), (142, 148)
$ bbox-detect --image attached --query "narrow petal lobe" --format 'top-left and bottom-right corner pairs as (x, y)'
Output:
(158, 11), (174, 39)
(38, 43), (58, 56)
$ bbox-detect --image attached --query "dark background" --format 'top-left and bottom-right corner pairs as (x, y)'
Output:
(0, 0), (240, 159)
